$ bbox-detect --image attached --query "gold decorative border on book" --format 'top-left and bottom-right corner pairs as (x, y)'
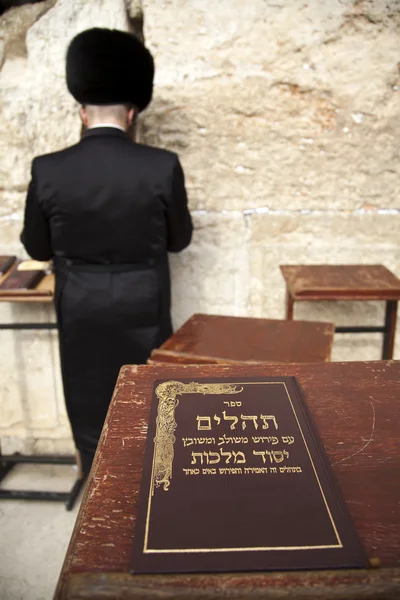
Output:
(152, 381), (243, 494)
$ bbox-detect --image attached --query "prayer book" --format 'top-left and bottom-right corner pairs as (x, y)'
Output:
(0, 263), (45, 290)
(131, 376), (368, 573)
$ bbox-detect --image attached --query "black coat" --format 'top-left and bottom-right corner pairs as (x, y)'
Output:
(21, 127), (192, 471)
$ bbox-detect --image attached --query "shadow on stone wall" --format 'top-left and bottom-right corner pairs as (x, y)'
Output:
(0, 0), (46, 16)
(140, 95), (191, 153)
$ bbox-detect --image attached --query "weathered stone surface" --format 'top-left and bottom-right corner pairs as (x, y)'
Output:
(0, 0), (129, 195)
(0, 0), (56, 67)
(143, 79), (399, 212)
(125, 0), (144, 41)
(141, 0), (400, 211)
(170, 211), (250, 328)
(0, 213), (24, 254)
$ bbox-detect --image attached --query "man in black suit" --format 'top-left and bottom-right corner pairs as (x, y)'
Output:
(21, 28), (193, 475)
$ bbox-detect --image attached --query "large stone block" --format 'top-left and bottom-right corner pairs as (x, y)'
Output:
(143, 0), (349, 85)
(143, 78), (399, 213)
(0, 0), (130, 194)
(170, 211), (249, 328)
(141, 0), (400, 212)
(0, 0), (56, 67)
(143, 0), (400, 110)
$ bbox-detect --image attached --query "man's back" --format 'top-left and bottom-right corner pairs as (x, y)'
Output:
(24, 127), (192, 264)
(21, 126), (192, 474)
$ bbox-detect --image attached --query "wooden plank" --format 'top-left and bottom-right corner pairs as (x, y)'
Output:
(61, 569), (400, 599)
(280, 265), (400, 301)
(0, 273), (54, 302)
(150, 314), (335, 363)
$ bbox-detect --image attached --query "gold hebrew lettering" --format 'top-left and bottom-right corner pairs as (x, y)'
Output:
(220, 448), (232, 464)
(282, 436), (295, 444)
(222, 411), (239, 430)
(196, 416), (211, 431)
(241, 415), (259, 430)
(265, 450), (273, 463)
(202, 468), (217, 475)
(208, 451), (221, 465)
(271, 449), (289, 463)
(232, 450), (246, 464)
(191, 452), (204, 465)
(253, 450), (266, 464)
(260, 415), (278, 430)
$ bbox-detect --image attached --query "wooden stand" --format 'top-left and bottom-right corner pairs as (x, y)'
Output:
(149, 313), (335, 364)
(0, 452), (83, 511)
(280, 264), (400, 359)
(55, 361), (400, 599)
(0, 272), (84, 510)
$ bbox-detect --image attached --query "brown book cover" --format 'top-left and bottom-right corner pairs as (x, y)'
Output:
(131, 376), (368, 574)
(0, 267), (44, 290)
(0, 255), (16, 276)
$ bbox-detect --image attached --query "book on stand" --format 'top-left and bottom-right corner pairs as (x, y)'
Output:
(131, 375), (368, 574)
(0, 261), (45, 290)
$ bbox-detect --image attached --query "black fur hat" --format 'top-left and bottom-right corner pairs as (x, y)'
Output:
(66, 28), (154, 111)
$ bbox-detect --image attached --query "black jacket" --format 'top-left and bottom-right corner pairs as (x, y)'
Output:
(21, 126), (192, 471)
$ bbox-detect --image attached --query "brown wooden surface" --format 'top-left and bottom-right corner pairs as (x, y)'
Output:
(55, 361), (400, 599)
(280, 265), (400, 301)
(0, 255), (17, 275)
(0, 272), (54, 302)
(149, 313), (335, 364)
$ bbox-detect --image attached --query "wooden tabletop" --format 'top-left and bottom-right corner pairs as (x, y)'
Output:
(149, 313), (335, 364)
(55, 361), (400, 599)
(0, 273), (54, 302)
(280, 265), (400, 301)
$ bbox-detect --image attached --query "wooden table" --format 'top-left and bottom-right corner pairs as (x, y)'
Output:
(0, 272), (54, 302)
(280, 265), (400, 360)
(149, 313), (335, 364)
(55, 360), (400, 599)
(0, 272), (83, 510)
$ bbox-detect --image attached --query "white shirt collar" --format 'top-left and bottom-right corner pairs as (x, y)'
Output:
(87, 123), (126, 132)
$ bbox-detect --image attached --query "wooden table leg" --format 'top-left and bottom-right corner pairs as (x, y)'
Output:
(286, 289), (294, 320)
(382, 300), (398, 360)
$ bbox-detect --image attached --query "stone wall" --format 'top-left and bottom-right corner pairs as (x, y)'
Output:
(0, 0), (399, 453)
